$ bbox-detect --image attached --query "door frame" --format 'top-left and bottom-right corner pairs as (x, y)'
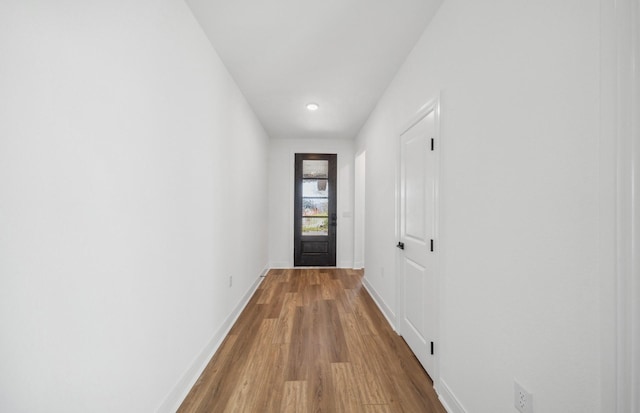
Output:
(293, 153), (337, 267)
(354, 150), (366, 269)
(395, 94), (442, 382)
(600, 0), (639, 410)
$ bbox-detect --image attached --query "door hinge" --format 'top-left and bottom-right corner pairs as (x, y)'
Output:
(430, 239), (434, 252)
(430, 138), (435, 151)
(431, 341), (434, 355)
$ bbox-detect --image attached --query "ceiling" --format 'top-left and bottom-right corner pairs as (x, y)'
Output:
(185, 0), (443, 140)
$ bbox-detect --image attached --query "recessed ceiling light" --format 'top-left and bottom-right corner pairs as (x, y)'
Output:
(306, 103), (319, 111)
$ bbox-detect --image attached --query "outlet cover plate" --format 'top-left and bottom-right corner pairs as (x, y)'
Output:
(514, 381), (533, 413)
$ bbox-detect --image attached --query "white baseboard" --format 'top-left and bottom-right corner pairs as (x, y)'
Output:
(352, 260), (364, 269)
(361, 278), (463, 413)
(157, 269), (267, 413)
(361, 277), (397, 331)
(436, 379), (467, 413)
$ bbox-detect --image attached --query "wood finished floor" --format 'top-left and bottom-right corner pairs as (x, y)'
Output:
(178, 268), (447, 413)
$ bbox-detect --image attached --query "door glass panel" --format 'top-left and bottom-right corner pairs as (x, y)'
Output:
(303, 179), (328, 197)
(302, 217), (328, 235)
(303, 198), (328, 216)
(302, 160), (328, 178)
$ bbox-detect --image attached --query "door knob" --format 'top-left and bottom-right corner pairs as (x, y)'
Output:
(396, 242), (405, 250)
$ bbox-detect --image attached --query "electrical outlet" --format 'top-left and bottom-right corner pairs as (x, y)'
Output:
(229, 275), (233, 287)
(514, 381), (533, 413)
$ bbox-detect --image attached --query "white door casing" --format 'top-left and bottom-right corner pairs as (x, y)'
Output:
(397, 97), (440, 378)
(600, 0), (640, 410)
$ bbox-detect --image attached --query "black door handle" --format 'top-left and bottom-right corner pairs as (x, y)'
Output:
(396, 242), (405, 250)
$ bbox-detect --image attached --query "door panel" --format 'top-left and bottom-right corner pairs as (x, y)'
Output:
(404, 134), (427, 242)
(294, 154), (337, 266)
(404, 258), (426, 338)
(399, 107), (437, 377)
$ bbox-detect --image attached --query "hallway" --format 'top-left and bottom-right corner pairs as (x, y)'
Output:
(178, 269), (446, 413)
(2, 1), (637, 411)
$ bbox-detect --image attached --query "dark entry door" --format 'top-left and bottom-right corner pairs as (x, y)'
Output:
(294, 153), (337, 266)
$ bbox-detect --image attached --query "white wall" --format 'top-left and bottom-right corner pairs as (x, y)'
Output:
(356, 1), (612, 412)
(0, 1), (269, 412)
(268, 138), (354, 268)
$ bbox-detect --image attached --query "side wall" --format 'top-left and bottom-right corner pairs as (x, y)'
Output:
(355, 0), (608, 412)
(0, 1), (269, 412)
(268, 138), (354, 268)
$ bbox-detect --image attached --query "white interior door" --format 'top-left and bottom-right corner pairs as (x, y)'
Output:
(398, 104), (438, 377)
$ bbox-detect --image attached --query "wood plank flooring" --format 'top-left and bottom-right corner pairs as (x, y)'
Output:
(178, 268), (446, 413)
